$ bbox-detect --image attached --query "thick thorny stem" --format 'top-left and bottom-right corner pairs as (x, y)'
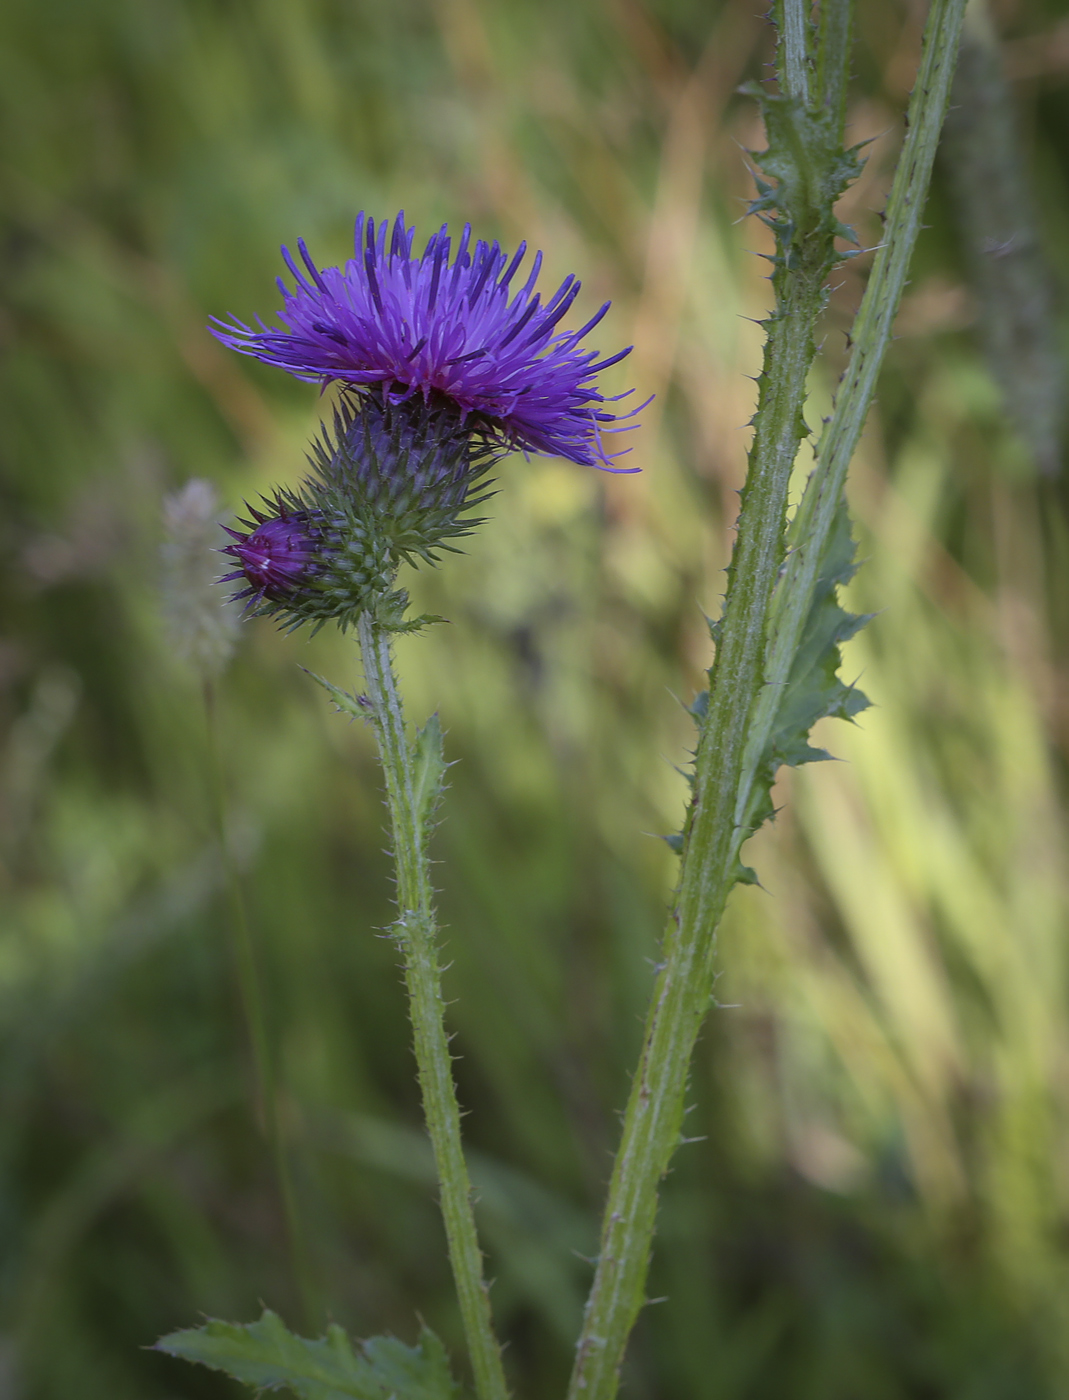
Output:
(357, 612), (509, 1400)
(567, 225), (830, 1400)
(738, 0), (968, 842)
(568, 4), (842, 1392)
(567, 2), (966, 1396)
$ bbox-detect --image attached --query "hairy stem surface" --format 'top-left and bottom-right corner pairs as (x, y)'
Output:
(567, 1), (966, 1396)
(357, 612), (509, 1400)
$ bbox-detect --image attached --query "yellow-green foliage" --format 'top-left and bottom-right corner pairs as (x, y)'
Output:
(1, 1), (1067, 1397)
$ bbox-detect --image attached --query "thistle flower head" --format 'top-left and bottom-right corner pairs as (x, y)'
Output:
(211, 212), (643, 471)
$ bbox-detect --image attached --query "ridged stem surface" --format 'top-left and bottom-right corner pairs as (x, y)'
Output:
(357, 612), (509, 1400)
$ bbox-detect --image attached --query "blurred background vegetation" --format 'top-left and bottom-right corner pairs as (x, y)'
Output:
(2, 0), (1069, 1395)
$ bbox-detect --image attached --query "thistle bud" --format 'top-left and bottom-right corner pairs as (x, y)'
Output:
(221, 390), (494, 631)
(222, 511), (317, 598)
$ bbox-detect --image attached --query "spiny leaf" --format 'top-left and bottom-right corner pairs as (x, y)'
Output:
(155, 1310), (464, 1400)
(360, 1330), (462, 1400)
(369, 586), (447, 634)
(383, 612), (449, 635)
(735, 860), (760, 887)
(675, 502), (869, 866)
(739, 82), (864, 282)
(771, 498), (871, 767)
(304, 670), (369, 722)
(412, 713), (447, 832)
(738, 498), (870, 842)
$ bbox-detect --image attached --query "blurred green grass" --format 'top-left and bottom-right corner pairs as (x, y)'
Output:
(2, 0), (1069, 1396)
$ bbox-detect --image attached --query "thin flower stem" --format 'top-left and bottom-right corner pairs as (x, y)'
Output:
(202, 680), (320, 1330)
(356, 611), (509, 1400)
(567, 1), (966, 1396)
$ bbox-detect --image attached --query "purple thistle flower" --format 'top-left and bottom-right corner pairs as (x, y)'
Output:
(211, 212), (644, 471)
(221, 507), (317, 603)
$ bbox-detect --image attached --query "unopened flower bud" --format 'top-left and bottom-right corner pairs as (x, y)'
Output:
(222, 510), (317, 599)
(219, 390), (495, 632)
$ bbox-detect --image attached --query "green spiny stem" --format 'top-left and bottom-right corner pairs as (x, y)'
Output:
(567, 6), (850, 1396)
(356, 611), (509, 1400)
(815, 0), (853, 128)
(567, 0), (967, 1392)
(737, 0), (968, 837)
(565, 248), (826, 1400)
(777, 0), (812, 102)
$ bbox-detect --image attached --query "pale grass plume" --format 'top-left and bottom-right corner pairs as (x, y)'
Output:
(161, 479), (241, 677)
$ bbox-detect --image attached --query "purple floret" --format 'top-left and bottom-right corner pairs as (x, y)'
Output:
(221, 509), (317, 602)
(211, 212), (644, 471)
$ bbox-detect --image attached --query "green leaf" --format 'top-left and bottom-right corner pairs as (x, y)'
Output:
(360, 1330), (461, 1400)
(155, 1310), (464, 1400)
(412, 713), (447, 832)
(675, 502), (870, 867)
(383, 612), (449, 634)
(771, 500), (870, 763)
(303, 669), (369, 722)
(738, 498), (870, 843)
(373, 587), (449, 633)
(739, 81), (864, 282)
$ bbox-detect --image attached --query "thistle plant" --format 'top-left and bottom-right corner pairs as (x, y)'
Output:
(157, 2), (968, 1396)
(161, 211), (642, 1400)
